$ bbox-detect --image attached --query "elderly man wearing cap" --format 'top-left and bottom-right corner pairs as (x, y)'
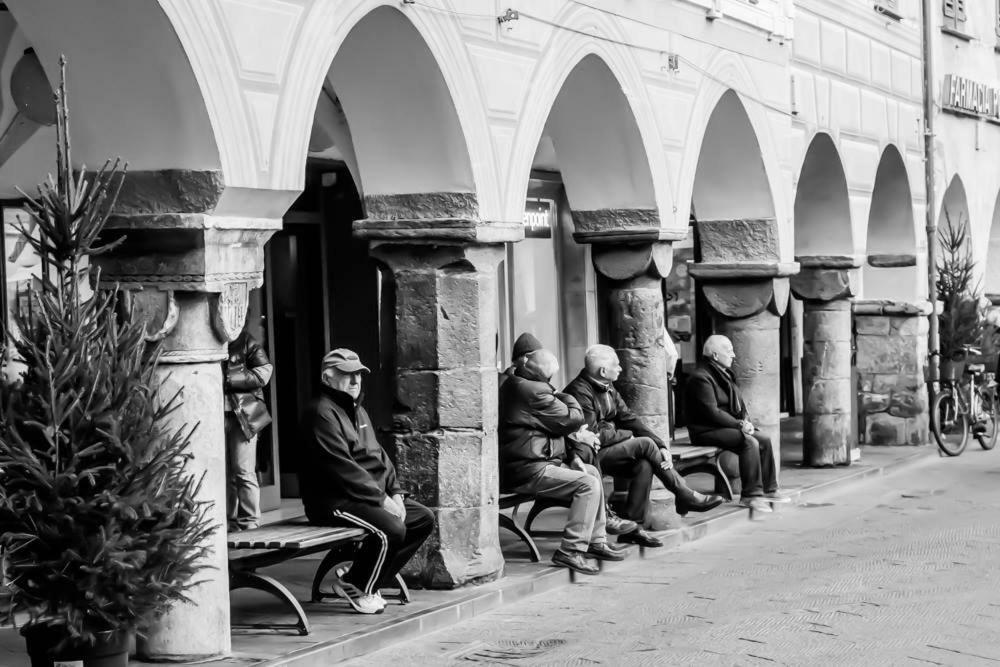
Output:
(299, 348), (434, 614)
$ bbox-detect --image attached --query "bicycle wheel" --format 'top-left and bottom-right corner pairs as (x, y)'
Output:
(932, 389), (969, 456)
(976, 386), (999, 450)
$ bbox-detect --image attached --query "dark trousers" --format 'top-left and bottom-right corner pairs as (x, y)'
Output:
(692, 428), (777, 499)
(578, 436), (697, 523)
(319, 498), (435, 594)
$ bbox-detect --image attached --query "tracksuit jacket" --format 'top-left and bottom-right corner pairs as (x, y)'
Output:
(298, 386), (403, 522)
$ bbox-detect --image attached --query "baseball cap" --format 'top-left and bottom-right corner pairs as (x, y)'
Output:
(322, 348), (371, 374)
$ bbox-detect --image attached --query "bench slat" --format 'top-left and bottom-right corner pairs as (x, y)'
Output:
(671, 445), (721, 460)
(228, 524), (366, 550)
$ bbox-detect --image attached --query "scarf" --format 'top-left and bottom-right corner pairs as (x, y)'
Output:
(706, 361), (746, 419)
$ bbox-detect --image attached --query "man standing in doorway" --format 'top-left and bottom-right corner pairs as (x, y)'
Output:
(299, 348), (434, 614)
(224, 328), (273, 531)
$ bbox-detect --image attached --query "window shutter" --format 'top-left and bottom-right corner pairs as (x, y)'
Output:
(944, 0), (955, 18)
(957, 0), (966, 21)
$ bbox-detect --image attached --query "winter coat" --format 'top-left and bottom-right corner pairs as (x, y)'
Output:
(684, 361), (748, 437)
(498, 370), (585, 490)
(298, 386), (404, 521)
(563, 373), (666, 454)
(224, 332), (272, 439)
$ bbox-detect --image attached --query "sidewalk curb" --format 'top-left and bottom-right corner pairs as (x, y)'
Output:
(259, 447), (937, 666)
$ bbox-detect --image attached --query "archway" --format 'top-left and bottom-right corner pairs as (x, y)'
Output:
(790, 133), (856, 466)
(986, 191), (1000, 301)
(863, 145), (917, 300)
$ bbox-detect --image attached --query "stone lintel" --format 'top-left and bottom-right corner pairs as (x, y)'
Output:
(790, 266), (857, 302)
(573, 228), (686, 244)
(986, 293), (1000, 306)
(852, 299), (933, 317)
(688, 261), (799, 280)
(696, 218), (780, 264)
(794, 254), (863, 269)
(867, 253), (917, 268)
(364, 192), (479, 221)
(355, 218), (523, 245)
(591, 242), (673, 281)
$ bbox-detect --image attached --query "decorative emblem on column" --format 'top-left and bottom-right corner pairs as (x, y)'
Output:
(211, 282), (249, 343)
(118, 289), (179, 343)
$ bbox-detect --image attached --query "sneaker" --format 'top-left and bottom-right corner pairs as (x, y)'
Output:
(373, 591), (390, 609)
(605, 508), (638, 536)
(551, 549), (600, 575)
(764, 491), (792, 504)
(617, 528), (664, 548)
(332, 580), (386, 614)
(587, 542), (628, 561)
(741, 498), (773, 513)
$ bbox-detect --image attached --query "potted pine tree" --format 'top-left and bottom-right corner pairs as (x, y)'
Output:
(0, 60), (214, 666)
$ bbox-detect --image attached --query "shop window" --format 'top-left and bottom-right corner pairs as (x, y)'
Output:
(943, 0), (969, 37)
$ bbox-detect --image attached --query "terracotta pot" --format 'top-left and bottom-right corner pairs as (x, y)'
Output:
(22, 626), (129, 667)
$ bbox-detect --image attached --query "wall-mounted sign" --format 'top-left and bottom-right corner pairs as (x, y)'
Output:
(942, 74), (1000, 123)
(523, 199), (553, 239)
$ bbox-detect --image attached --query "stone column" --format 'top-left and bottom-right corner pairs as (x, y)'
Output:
(356, 213), (522, 589)
(689, 219), (799, 476)
(854, 299), (931, 446)
(790, 257), (860, 466)
(95, 170), (281, 661)
(572, 211), (685, 442)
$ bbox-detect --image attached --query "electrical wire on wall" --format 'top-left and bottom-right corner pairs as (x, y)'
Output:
(401, 0), (797, 120)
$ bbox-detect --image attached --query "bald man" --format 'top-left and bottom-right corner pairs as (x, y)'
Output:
(499, 348), (629, 575)
(565, 345), (724, 547)
(685, 335), (790, 513)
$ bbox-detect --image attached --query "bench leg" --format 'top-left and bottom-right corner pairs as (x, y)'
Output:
(678, 463), (734, 502)
(392, 574), (411, 604)
(311, 544), (358, 603)
(230, 570), (310, 636)
(525, 498), (565, 536)
(498, 512), (541, 562)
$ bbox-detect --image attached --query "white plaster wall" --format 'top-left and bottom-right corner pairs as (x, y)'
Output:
(790, 0), (924, 292)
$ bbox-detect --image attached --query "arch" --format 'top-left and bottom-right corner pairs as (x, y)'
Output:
(793, 133), (853, 257)
(983, 190), (1000, 299)
(938, 175), (972, 240)
(536, 53), (657, 213)
(7, 0), (219, 174)
(863, 145), (917, 300)
(274, 2), (490, 215)
(691, 89), (776, 222)
(504, 5), (673, 226)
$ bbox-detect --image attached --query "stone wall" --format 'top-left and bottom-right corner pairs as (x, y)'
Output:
(855, 309), (929, 446)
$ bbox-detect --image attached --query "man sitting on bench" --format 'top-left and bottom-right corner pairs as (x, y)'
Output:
(299, 348), (434, 614)
(685, 335), (791, 513)
(564, 345), (725, 548)
(499, 348), (628, 575)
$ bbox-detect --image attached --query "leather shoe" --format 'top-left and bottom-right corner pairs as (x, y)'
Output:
(587, 542), (628, 561)
(617, 528), (664, 548)
(552, 549), (599, 575)
(676, 494), (725, 516)
(605, 509), (638, 536)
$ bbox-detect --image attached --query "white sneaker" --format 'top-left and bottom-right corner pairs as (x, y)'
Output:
(764, 491), (793, 504)
(374, 591), (389, 609)
(742, 498), (773, 513)
(333, 580), (385, 614)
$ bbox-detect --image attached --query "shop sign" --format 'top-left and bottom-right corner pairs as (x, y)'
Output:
(523, 199), (553, 239)
(942, 74), (1000, 123)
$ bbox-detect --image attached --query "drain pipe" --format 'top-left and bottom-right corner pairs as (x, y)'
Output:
(922, 0), (940, 386)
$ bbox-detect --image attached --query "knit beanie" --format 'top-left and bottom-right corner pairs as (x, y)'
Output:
(511, 332), (543, 362)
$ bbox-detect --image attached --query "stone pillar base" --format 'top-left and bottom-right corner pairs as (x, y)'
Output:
(854, 300), (931, 446)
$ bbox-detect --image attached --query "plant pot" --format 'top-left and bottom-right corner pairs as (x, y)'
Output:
(22, 626), (129, 667)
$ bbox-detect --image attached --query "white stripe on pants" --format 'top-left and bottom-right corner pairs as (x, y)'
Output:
(333, 510), (389, 594)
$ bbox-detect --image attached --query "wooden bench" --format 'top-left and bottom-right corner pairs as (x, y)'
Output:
(227, 518), (410, 635)
(502, 445), (734, 537)
(498, 493), (542, 562)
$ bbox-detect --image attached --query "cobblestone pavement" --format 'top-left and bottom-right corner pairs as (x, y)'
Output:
(355, 450), (1000, 666)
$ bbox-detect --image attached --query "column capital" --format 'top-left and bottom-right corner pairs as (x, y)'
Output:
(570, 207), (684, 245)
(700, 277), (792, 320)
(853, 299), (933, 316)
(790, 256), (861, 303)
(591, 241), (674, 281)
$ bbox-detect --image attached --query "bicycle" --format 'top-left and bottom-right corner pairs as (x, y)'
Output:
(931, 346), (999, 456)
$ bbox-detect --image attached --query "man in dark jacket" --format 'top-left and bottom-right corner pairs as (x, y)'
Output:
(685, 335), (790, 513)
(498, 332), (543, 388)
(565, 345), (724, 547)
(299, 348), (434, 614)
(499, 349), (628, 575)
(224, 329), (273, 531)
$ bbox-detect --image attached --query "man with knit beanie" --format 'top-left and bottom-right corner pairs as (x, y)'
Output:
(498, 332), (637, 537)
